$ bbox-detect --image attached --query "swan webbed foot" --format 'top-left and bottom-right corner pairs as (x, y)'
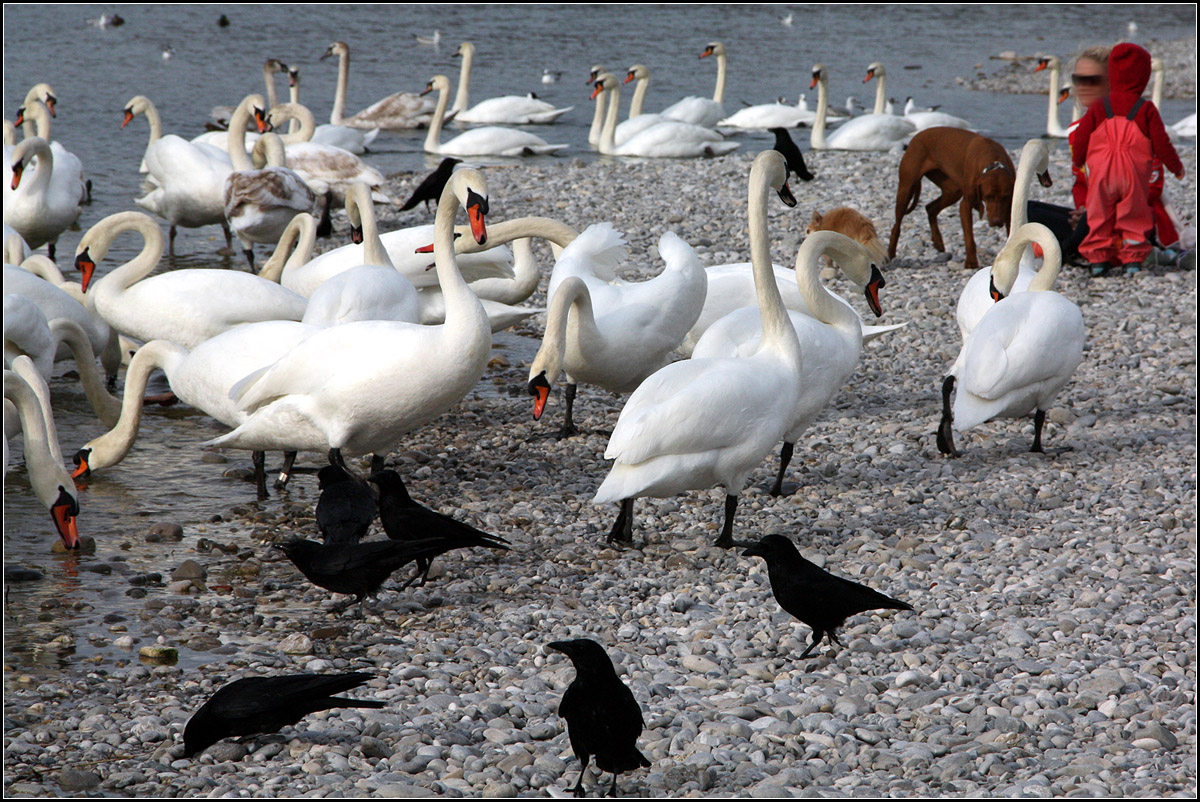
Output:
(1029, 409), (1072, 455)
(554, 421), (580, 440)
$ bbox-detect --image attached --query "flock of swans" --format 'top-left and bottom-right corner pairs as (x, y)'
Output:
(6, 31), (1186, 562)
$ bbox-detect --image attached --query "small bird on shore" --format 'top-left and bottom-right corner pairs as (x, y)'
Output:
(183, 673), (385, 757)
(769, 128), (815, 182)
(547, 639), (650, 797)
(742, 534), (913, 659)
(316, 464), (377, 544)
(399, 157), (462, 213)
(369, 469), (510, 588)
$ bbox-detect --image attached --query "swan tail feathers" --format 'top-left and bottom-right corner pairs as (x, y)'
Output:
(564, 222), (628, 282)
(861, 321), (908, 344)
(228, 365), (275, 410)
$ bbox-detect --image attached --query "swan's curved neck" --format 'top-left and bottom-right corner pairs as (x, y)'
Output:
(747, 161), (796, 359)
(18, 254), (67, 285)
(424, 82), (453, 154)
(227, 101), (257, 171)
(264, 61), (281, 110)
(453, 47), (474, 112)
(259, 214), (316, 282)
(49, 319), (121, 428)
(1046, 61), (1068, 136)
(712, 52), (727, 104)
(530, 276), (600, 382)
(331, 47), (351, 124)
(588, 83), (607, 147)
(811, 75), (829, 149)
(287, 75), (301, 134)
(82, 340), (186, 471)
(20, 102), (51, 140)
(992, 223), (1062, 295)
(794, 232), (868, 331)
(4, 367), (66, 495)
(349, 188), (393, 268)
(88, 213), (165, 296)
(273, 103), (316, 145)
(630, 71), (649, 118)
(252, 133), (288, 169)
(598, 81), (623, 155)
(16, 139), (55, 195)
(454, 216), (578, 254)
(1009, 144), (1048, 230)
(138, 100), (164, 152)
(430, 178), (483, 329)
(3, 120), (16, 147)
(872, 71), (887, 115)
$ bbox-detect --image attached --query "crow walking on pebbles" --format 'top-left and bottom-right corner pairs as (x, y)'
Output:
(315, 463), (377, 544)
(369, 469), (510, 588)
(183, 673), (384, 757)
(742, 534), (914, 659)
(548, 638), (651, 797)
(770, 128), (815, 182)
(399, 157), (462, 212)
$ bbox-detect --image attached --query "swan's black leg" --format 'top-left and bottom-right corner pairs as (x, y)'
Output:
(328, 448), (348, 471)
(607, 498), (634, 545)
(252, 451), (268, 500)
(48, 241), (57, 262)
(221, 221), (234, 252)
(370, 453), (386, 475)
(769, 442), (795, 496)
(274, 451), (298, 489)
(713, 494), (752, 548)
(1031, 408), (1073, 455)
(316, 191), (334, 238)
(556, 383), (580, 439)
(936, 376), (960, 457)
(242, 247), (255, 271)
(169, 225), (178, 256)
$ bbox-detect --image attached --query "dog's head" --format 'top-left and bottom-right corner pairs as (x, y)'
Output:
(977, 161), (1015, 229)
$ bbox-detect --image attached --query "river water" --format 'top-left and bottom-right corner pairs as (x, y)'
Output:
(2, 3), (1196, 670)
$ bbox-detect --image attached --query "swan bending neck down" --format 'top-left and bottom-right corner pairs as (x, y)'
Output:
(1034, 57), (1074, 138)
(592, 150), (800, 549)
(205, 167), (494, 467)
(4, 357), (80, 549)
(525, 221), (708, 438)
(691, 231), (886, 497)
(937, 219), (1082, 457)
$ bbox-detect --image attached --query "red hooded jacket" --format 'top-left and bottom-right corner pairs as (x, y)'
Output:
(1071, 43), (1184, 179)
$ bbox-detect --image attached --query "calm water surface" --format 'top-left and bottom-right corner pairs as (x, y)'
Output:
(2, 3), (1196, 671)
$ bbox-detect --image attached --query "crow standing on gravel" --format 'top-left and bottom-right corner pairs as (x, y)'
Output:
(742, 534), (914, 659)
(769, 128), (815, 182)
(369, 469), (510, 589)
(399, 157), (462, 212)
(183, 673), (385, 757)
(315, 464), (377, 544)
(548, 639), (651, 798)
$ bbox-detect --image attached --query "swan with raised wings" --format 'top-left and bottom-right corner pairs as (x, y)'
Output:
(937, 221), (1084, 457)
(526, 221), (707, 438)
(205, 167), (495, 467)
(75, 211), (308, 349)
(451, 42), (573, 124)
(592, 73), (738, 159)
(421, 75), (568, 157)
(691, 232), (887, 497)
(809, 64), (915, 151)
(321, 41), (437, 131)
(592, 150), (800, 549)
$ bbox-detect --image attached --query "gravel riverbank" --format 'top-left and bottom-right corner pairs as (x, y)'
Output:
(3, 140), (1196, 798)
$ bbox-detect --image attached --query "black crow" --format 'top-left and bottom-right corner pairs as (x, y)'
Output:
(742, 534), (913, 659)
(315, 464), (377, 544)
(369, 469), (510, 588)
(548, 639), (650, 797)
(769, 127), (815, 181)
(399, 157), (462, 212)
(183, 673), (384, 757)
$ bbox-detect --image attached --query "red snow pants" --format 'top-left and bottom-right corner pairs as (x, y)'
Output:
(1080, 98), (1155, 265)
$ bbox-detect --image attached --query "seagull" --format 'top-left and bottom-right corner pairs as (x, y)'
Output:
(415, 30), (442, 46)
(161, 44), (174, 61)
(542, 69), (562, 85)
(782, 13), (794, 27)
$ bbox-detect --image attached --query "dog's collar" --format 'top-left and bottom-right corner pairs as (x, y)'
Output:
(981, 161), (1012, 176)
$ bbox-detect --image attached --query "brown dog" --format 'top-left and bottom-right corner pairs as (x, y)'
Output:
(887, 127), (1015, 271)
(808, 207), (889, 265)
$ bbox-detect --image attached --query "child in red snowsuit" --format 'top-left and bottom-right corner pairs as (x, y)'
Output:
(1072, 43), (1185, 276)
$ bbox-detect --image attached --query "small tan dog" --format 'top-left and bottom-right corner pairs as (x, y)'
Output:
(807, 207), (889, 266)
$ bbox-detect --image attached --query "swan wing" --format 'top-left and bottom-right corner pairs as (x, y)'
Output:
(457, 96), (573, 124)
(224, 168), (315, 218)
(548, 222), (628, 289)
(660, 97), (725, 128)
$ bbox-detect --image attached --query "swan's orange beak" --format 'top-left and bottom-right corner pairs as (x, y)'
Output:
(590, 83), (604, 101)
(623, 71), (636, 85)
(1032, 242), (1044, 260)
(1038, 170), (1053, 188)
(810, 74), (819, 90)
(989, 274), (1004, 303)
(466, 189), (488, 245)
(121, 109), (135, 129)
(528, 373), (551, 421)
(14, 107), (26, 128)
(72, 449), (91, 482)
(420, 82), (434, 97)
(253, 107), (270, 133)
(45, 96), (57, 117)
(700, 46), (714, 59)
(10, 159), (24, 191)
(864, 265), (885, 317)
(864, 69), (875, 83)
(75, 248), (97, 293)
(51, 488), (80, 550)
(1058, 87), (1071, 105)
(1034, 59), (1048, 73)
(350, 225), (364, 245)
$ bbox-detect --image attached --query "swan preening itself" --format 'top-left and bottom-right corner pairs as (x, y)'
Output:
(809, 64), (915, 151)
(421, 75), (569, 157)
(526, 222), (708, 438)
(592, 150), (800, 548)
(451, 42), (574, 124)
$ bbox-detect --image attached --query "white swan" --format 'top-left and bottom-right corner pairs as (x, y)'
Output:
(13, 99), (88, 205)
(206, 167), (495, 465)
(4, 356), (81, 549)
(1151, 58), (1197, 139)
(1034, 56), (1076, 138)
(4, 224), (31, 262)
(75, 211), (308, 349)
(526, 222), (708, 438)
(718, 95), (816, 130)
(123, 95), (236, 254)
(809, 65), (915, 151)
(891, 83), (971, 131)
(321, 41), (437, 131)
(692, 231), (887, 497)
(611, 65), (676, 143)
(591, 150), (802, 548)
(955, 140), (1055, 340)
(4, 137), (81, 260)
(422, 75), (569, 157)
(284, 65), (379, 154)
(592, 73), (738, 159)
(939, 223), (1084, 456)
(225, 98), (318, 268)
(451, 42), (573, 124)
(658, 42), (728, 128)
(193, 58), (285, 152)
(267, 102), (390, 204)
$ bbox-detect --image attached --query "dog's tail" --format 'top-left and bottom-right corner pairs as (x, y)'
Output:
(899, 180), (922, 217)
